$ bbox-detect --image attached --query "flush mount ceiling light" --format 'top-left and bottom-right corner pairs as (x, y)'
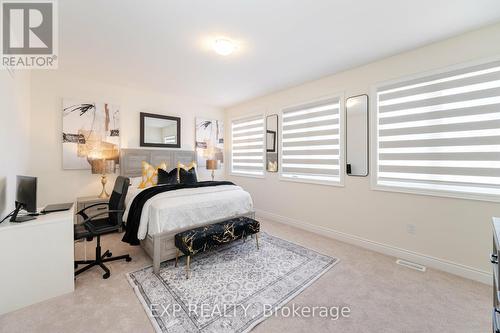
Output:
(213, 38), (237, 56)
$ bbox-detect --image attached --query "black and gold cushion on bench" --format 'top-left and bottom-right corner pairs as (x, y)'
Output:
(174, 216), (260, 257)
(175, 216), (260, 279)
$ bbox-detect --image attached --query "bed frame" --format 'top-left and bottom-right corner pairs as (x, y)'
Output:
(120, 148), (255, 274)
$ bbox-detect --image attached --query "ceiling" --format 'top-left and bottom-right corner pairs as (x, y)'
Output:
(59, 0), (500, 108)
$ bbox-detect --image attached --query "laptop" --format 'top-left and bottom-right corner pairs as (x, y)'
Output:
(41, 203), (74, 214)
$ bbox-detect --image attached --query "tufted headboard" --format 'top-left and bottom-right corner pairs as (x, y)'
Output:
(119, 148), (196, 178)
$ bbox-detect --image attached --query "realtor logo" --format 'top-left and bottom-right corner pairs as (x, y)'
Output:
(1, 0), (58, 68)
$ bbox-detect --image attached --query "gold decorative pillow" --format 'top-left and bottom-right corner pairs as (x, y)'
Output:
(177, 161), (197, 182)
(138, 161), (168, 188)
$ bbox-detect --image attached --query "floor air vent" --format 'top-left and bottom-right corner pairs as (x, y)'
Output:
(395, 259), (426, 272)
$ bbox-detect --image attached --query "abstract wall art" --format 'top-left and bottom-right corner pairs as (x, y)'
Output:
(62, 99), (120, 170)
(195, 118), (224, 169)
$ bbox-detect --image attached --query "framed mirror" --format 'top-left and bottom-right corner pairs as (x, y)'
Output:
(140, 112), (181, 148)
(266, 114), (278, 172)
(346, 94), (368, 176)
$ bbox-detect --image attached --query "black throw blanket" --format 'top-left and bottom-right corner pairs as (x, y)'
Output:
(122, 181), (235, 245)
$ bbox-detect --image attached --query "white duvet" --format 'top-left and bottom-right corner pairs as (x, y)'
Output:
(123, 185), (253, 240)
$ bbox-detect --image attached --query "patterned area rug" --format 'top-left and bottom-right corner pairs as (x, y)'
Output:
(128, 232), (338, 333)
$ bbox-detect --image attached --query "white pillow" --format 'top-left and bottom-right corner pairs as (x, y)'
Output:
(129, 176), (142, 188)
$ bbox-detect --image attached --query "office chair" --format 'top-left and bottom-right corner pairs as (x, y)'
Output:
(74, 176), (132, 279)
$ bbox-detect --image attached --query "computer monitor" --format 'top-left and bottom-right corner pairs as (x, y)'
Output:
(10, 175), (37, 222)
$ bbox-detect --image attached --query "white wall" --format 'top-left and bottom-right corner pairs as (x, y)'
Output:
(144, 126), (163, 143)
(0, 70), (31, 220)
(225, 23), (500, 280)
(30, 70), (224, 206)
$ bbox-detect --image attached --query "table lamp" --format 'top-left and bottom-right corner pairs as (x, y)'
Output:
(206, 159), (219, 181)
(89, 149), (116, 199)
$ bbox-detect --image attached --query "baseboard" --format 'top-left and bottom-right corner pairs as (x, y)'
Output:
(256, 209), (492, 285)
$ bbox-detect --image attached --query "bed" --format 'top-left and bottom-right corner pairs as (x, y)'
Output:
(120, 148), (255, 273)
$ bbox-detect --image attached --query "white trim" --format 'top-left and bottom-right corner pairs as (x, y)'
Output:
(278, 174), (344, 187)
(282, 102), (340, 118)
(229, 112), (266, 178)
(372, 182), (500, 203)
(370, 55), (500, 203)
(371, 55), (500, 94)
(229, 172), (265, 179)
(378, 64), (500, 95)
(279, 92), (345, 187)
(229, 111), (266, 123)
(370, 83), (380, 192)
(395, 259), (426, 272)
(256, 209), (492, 285)
(379, 79), (500, 106)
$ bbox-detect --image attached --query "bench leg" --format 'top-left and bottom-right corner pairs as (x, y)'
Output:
(186, 255), (191, 279)
(256, 233), (260, 250)
(175, 249), (179, 268)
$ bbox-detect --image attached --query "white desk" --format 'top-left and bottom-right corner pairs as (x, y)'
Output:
(0, 209), (74, 315)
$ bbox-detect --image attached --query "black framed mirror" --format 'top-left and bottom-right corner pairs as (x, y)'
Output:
(345, 94), (368, 176)
(140, 112), (181, 148)
(266, 114), (278, 172)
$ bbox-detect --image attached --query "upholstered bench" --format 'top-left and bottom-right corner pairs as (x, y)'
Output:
(174, 216), (260, 278)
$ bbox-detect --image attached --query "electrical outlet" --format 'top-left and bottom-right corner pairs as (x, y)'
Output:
(406, 224), (416, 235)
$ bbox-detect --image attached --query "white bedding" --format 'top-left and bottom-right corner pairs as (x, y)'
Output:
(123, 185), (253, 240)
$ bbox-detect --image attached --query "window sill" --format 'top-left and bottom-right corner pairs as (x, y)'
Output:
(372, 183), (500, 203)
(229, 172), (265, 179)
(279, 175), (344, 187)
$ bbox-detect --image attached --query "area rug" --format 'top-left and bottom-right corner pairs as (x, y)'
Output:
(127, 232), (338, 333)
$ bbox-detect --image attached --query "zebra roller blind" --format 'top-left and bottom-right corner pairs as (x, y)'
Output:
(231, 115), (264, 176)
(281, 97), (342, 184)
(375, 60), (500, 200)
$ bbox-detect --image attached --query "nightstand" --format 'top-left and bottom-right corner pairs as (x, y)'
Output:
(75, 196), (109, 224)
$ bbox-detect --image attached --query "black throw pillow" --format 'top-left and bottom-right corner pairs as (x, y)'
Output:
(179, 167), (198, 184)
(157, 168), (178, 185)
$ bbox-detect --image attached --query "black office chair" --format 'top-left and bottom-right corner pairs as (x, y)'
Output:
(74, 176), (132, 279)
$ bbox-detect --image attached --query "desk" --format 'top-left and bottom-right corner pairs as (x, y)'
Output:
(0, 209), (74, 315)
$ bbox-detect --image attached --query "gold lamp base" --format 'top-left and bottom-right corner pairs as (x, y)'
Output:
(98, 174), (110, 199)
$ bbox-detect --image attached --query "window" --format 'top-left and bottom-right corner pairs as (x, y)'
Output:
(374, 59), (500, 201)
(164, 135), (176, 144)
(280, 96), (342, 185)
(231, 115), (265, 176)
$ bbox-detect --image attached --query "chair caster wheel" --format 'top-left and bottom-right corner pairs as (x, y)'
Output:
(107, 252), (112, 257)
(126, 256), (132, 262)
(103, 272), (110, 279)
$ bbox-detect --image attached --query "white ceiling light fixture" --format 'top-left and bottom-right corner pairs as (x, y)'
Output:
(213, 38), (237, 56)
(58, 1), (500, 107)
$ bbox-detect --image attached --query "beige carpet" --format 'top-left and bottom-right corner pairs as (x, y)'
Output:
(0, 219), (490, 333)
